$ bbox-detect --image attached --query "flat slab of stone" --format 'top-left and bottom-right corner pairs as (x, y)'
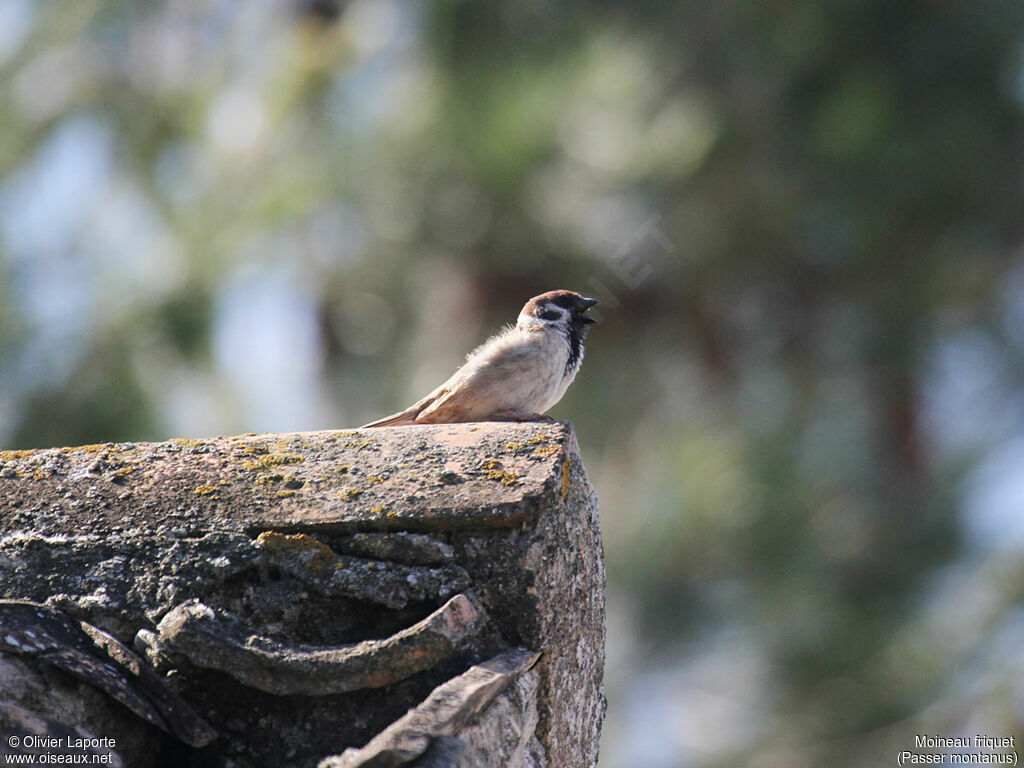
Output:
(0, 423), (574, 535)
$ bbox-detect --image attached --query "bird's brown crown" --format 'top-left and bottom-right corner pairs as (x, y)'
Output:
(521, 290), (598, 317)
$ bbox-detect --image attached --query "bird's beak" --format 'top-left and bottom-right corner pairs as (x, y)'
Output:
(577, 297), (599, 323)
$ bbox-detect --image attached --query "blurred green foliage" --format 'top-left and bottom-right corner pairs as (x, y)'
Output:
(1, 1), (1023, 765)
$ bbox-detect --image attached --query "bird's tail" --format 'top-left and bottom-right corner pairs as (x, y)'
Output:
(360, 410), (419, 428)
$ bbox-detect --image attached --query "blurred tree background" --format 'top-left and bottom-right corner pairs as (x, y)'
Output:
(2, 0), (1024, 765)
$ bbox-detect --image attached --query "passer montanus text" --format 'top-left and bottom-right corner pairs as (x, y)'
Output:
(362, 290), (598, 427)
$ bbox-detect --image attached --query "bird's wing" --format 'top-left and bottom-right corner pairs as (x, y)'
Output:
(413, 334), (543, 423)
(360, 384), (452, 428)
(361, 328), (540, 427)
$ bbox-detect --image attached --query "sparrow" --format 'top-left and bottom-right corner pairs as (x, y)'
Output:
(362, 290), (599, 427)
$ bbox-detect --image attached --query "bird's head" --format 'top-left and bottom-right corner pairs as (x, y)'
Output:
(517, 290), (599, 331)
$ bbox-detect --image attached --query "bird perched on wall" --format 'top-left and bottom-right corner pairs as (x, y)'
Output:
(362, 290), (599, 427)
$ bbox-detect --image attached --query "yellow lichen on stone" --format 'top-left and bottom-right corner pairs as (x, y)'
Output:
(481, 459), (502, 470)
(365, 474), (385, 485)
(239, 444), (269, 456)
(241, 453), (304, 471)
(370, 504), (391, 515)
(276, 489), (297, 498)
(0, 449), (38, 462)
(74, 444), (110, 454)
(560, 456), (572, 499)
(170, 438), (206, 448)
(504, 442), (525, 452)
(193, 485), (218, 496)
(113, 466), (135, 479)
(527, 433), (553, 445)
(487, 469), (520, 485)
(343, 438), (378, 449)
(256, 474), (284, 485)
(338, 486), (362, 500)
(534, 444), (562, 459)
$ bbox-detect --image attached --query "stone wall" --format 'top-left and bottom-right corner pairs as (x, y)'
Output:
(0, 422), (605, 767)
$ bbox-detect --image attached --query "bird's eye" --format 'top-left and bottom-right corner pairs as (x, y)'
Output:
(538, 308), (561, 321)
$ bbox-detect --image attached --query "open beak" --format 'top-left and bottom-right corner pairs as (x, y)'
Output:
(576, 297), (599, 323)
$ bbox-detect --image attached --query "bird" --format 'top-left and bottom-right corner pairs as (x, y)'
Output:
(362, 290), (599, 427)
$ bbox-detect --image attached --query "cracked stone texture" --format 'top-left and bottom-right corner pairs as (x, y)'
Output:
(0, 422), (605, 767)
(324, 647), (541, 768)
(154, 594), (486, 695)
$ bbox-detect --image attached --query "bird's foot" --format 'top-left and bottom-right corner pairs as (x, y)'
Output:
(489, 411), (554, 423)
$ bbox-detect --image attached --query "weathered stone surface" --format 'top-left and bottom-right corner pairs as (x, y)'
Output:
(77, 619), (216, 747)
(451, 667), (543, 768)
(0, 422), (605, 767)
(0, 600), (214, 746)
(323, 647), (540, 768)
(252, 531), (470, 609)
(407, 736), (467, 767)
(154, 593), (484, 695)
(0, 423), (567, 534)
(330, 532), (456, 565)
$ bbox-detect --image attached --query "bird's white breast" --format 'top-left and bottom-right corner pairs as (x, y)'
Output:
(514, 325), (578, 413)
(471, 324), (574, 415)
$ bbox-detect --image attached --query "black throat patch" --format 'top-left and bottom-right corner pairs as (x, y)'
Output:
(565, 321), (586, 377)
